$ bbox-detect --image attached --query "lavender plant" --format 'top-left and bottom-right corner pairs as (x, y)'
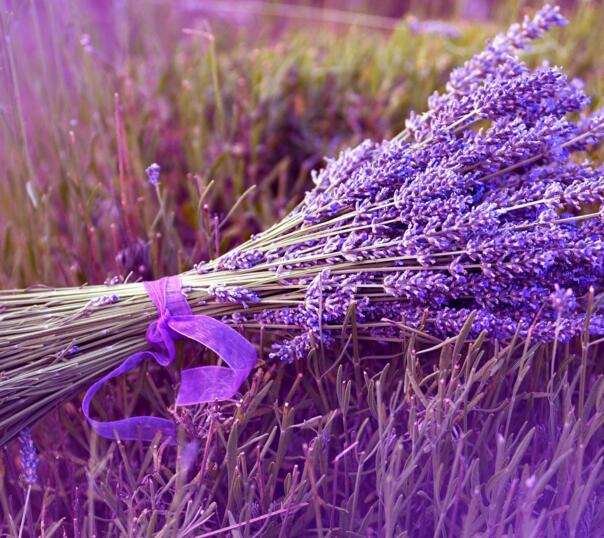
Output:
(1, 5), (604, 445)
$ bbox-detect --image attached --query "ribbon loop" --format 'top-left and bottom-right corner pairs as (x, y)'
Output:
(82, 276), (257, 443)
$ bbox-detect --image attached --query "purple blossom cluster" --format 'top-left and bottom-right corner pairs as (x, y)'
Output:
(207, 284), (260, 308)
(87, 294), (120, 308)
(212, 5), (604, 362)
(145, 163), (161, 186)
(18, 428), (39, 486)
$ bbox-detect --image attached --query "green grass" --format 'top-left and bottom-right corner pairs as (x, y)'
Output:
(4, 316), (604, 536)
(2, 1), (604, 536)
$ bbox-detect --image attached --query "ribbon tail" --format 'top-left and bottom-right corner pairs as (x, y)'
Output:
(82, 351), (177, 443)
(168, 315), (257, 405)
(177, 365), (249, 405)
(82, 276), (257, 443)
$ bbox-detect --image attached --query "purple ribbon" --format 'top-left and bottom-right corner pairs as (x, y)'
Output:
(82, 276), (257, 443)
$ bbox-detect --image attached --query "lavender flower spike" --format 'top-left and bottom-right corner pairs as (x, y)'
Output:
(207, 284), (261, 308)
(146, 162), (161, 185)
(18, 428), (39, 486)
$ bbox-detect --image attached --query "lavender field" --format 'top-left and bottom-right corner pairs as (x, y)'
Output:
(2, 1), (604, 536)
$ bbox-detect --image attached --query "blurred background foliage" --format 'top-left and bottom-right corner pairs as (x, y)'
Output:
(2, 0), (603, 288)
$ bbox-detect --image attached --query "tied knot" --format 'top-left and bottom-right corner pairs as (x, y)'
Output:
(146, 308), (177, 364)
(82, 276), (257, 444)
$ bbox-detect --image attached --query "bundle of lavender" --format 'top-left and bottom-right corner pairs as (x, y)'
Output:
(2, 5), (604, 444)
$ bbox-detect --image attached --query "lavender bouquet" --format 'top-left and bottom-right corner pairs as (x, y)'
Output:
(2, 5), (604, 444)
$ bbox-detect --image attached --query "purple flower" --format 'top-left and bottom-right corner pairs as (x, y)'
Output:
(205, 5), (604, 358)
(87, 294), (120, 308)
(207, 284), (260, 308)
(269, 332), (313, 363)
(550, 285), (577, 316)
(145, 162), (161, 185)
(66, 344), (80, 356)
(18, 428), (39, 486)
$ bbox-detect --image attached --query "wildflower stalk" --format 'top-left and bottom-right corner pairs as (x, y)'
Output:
(17, 485), (31, 538)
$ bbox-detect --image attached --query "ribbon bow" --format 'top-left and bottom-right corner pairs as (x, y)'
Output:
(82, 276), (257, 443)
